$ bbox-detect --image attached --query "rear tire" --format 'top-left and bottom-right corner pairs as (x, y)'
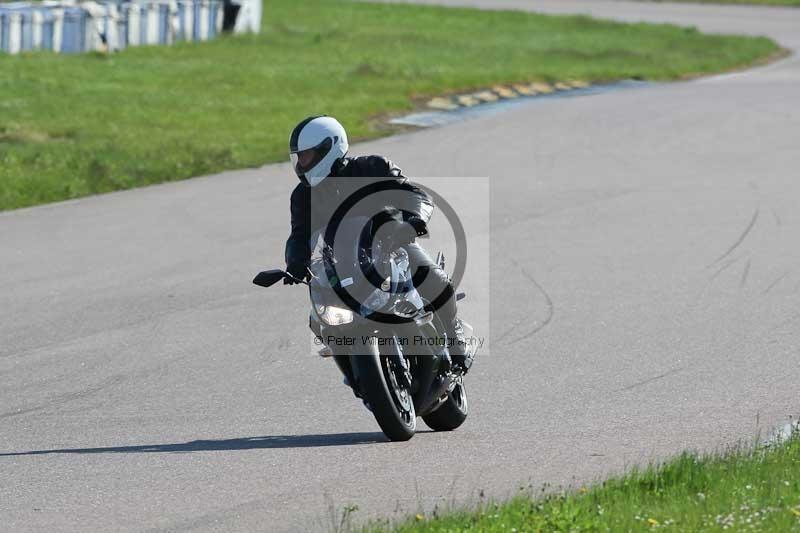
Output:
(422, 380), (468, 431)
(350, 339), (416, 441)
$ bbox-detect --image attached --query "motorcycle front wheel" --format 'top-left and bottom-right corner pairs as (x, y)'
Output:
(350, 338), (416, 441)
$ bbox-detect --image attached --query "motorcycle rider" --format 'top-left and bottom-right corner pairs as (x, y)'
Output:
(283, 115), (468, 370)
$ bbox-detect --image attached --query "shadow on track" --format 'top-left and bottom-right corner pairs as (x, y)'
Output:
(0, 432), (387, 457)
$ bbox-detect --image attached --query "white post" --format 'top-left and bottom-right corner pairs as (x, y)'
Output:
(32, 10), (43, 49)
(168, 0), (179, 43)
(199, 0), (208, 41)
(128, 4), (139, 46)
(147, 3), (158, 44)
(52, 8), (63, 53)
(234, 0), (261, 34)
(106, 3), (119, 51)
(8, 12), (22, 54)
(183, 0), (193, 41)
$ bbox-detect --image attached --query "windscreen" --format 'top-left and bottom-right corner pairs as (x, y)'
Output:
(310, 216), (377, 308)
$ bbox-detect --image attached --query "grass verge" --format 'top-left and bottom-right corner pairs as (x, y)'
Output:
(370, 432), (800, 532)
(0, 0), (781, 211)
(640, 0), (800, 6)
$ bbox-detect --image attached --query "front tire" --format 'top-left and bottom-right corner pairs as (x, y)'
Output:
(350, 339), (416, 441)
(422, 380), (468, 431)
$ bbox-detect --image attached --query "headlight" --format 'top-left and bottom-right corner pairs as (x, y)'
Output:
(381, 276), (391, 292)
(318, 305), (354, 325)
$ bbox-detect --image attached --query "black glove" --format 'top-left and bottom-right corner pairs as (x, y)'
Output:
(284, 262), (308, 285)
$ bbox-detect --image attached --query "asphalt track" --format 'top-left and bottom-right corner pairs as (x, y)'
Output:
(2, 1), (799, 531)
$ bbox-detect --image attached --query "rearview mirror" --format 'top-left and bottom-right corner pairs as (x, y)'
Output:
(253, 269), (287, 288)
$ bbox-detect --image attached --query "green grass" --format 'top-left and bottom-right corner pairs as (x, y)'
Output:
(0, 0), (781, 211)
(369, 434), (800, 532)
(641, 0), (800, 6)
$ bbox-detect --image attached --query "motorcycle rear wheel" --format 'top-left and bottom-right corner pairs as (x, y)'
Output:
(351, 339), (416, 442)
(422, 380), (468, 431)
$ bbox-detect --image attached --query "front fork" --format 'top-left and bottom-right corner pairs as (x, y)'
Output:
(314, 318), (451, 410)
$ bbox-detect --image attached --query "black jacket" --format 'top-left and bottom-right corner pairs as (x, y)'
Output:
(285, 156), (434, 268)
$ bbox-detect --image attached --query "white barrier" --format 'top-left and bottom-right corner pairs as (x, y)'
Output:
(233, 0), (258, 34)
(0, 0), (257, 55)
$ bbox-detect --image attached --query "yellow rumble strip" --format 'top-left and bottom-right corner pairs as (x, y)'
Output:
(473, 91), (500, 103)
(512, 84), (537, 96)
(420, 79), (595, 116)
(427, 97), (459, 111)
(456, 95), (481, 107)
(530, 82), (555, 94)
(492, 86), (519, 99)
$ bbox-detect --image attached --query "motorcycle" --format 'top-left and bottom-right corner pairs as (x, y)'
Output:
(253, 216), (476, 441)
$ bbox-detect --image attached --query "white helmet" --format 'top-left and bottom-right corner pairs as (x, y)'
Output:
(289, 116), (349, 187)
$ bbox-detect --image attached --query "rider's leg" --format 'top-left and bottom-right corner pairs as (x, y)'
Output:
(404, 243), (468, 369)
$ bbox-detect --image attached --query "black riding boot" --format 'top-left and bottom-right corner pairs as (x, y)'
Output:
(405, 244), (469, 372)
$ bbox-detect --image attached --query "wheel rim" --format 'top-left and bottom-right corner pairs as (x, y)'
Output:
(383, 357), (415, 427)
(451, 380), (468, 414)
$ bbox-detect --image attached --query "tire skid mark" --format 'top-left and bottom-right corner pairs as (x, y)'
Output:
(708, 206), (760, 267)
(0, 319), (183, 421)
(501, 259), (554, 346)
(0, 375), (125, 420)
(762, 271), (790, 295)
(1, 291), (240, 360)
(740, 258), (752, 288)
(495, 259), (530, 342)
(496, 315), (526, 342)
(2, 314), (168, 391)
(709, 253), (745, 283)
(615, 366), (684, 393)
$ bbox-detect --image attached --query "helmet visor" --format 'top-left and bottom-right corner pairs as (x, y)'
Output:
(290, 137), (333, 177)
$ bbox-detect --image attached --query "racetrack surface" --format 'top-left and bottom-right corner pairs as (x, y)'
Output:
(2, 1), (799, 531)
